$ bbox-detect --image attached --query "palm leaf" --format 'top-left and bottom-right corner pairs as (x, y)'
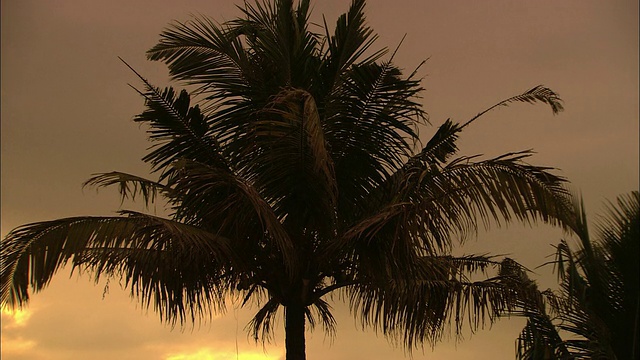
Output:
(250, 88), (338, 230)
(338, 151), (572, 269)
(167, 160), (297, 274)
(326, 60), (425, 222)
(306, 297), (336, 337)
(321, 0), (385, 91)
(147, 16), (251, 98)
(460, 85), (563, 130)
(498, 258), (571, 359)
(83, 171), (174, 207)
(120, 60), (228, 180)
(346, 257), (527, 349)
(0, 212), (236, 325)
(247, 296), (281, 343)
(232, 0), (319, 89)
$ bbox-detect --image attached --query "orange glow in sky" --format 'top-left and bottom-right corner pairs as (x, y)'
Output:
(165, 348), (282, 360)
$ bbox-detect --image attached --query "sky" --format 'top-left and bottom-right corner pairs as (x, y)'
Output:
(1, 0), (638, 359)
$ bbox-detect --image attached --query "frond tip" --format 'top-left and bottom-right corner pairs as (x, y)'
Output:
(83, 172), (172, 206)
(506, 85), (564, 114)
(461, 85), (564, 130)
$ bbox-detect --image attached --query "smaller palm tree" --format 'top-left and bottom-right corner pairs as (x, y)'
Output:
(513, 191), (640, 359)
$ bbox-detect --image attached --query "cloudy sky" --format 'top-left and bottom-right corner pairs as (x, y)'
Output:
(1, 0), (638, 359)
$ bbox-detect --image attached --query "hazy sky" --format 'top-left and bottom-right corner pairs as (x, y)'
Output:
(1, 1), (638, 359)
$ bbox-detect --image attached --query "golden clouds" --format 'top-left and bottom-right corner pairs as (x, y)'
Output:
(2, 306), (34, 328)
(1, 306), (37, 356)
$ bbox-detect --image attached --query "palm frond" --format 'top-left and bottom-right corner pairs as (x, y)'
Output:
(436, 152), (572, 227)
(370, 85), (564, 225)
(460, 85), (563, 130)
(83, 171), (173, 207)
(269, 89), (335, 187)
(326, 60), (425, 222)
(338, 151), (572, 268)
(596, 191), (639, 299)
(0, 213), (236, 326)
(516, 318), (569, 360)
(418, 119), (461, 165)
(232, 0), (319, 89)
(146, 16), (251, 97)
(346, 257), (526, 349)
(120, 63), (228, 180)
(322, 0), (385, 89)
(249, 88), (338, 230)
(388, 85), (564, 187)
(498, 258), (571, 359)
(306, 297), (337, 337)
(247, 296), (281, 343)
(167, 160), (296, 273)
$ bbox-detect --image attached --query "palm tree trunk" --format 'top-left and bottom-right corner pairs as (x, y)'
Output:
(632, 295), (639, 359)
(285, 304), (306, 360)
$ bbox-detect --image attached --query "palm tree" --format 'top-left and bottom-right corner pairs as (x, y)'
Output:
(514, 191), (639, 359)
(1, 1), (574, 359)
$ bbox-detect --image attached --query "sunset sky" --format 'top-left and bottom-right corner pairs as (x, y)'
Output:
(1, 1), (638, 359)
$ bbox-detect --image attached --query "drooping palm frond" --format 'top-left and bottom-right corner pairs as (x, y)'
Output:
(245, 88), (338, 233)
(78, 115), (301, 282)
(0, 212), (237, 325)
(496, 258), (572, 360)
(83, 171), (173, 207)
(345, 257), (530, 349)
(433, 152), (572, 227)
(247, 296), (281, 343)
(596, 192), (639, 311)
(516, 308), (570, 360)
(306, 297), (337, 337)
(166, 159), (295, 267)
(263, 88), (336, 190)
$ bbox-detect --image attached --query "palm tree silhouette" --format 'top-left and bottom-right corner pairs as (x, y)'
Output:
(1, 1), (574, 359)
(514, 191), (639, 359)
